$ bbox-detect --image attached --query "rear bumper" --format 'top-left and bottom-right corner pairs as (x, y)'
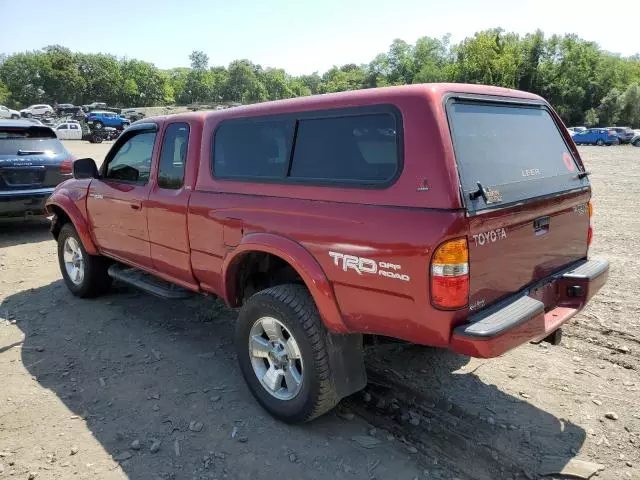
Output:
(450, 258), (609, 358)
(0, 188), (55, 218)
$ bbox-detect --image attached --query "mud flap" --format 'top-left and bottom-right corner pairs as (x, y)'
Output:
(326, 332), (367, 399)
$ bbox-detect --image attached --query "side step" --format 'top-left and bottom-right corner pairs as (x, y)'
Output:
(107, 264), (192, 299)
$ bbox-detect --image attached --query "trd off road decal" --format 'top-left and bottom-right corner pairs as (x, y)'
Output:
(328, 252), (410, 282)
(471, 228), (507, 247)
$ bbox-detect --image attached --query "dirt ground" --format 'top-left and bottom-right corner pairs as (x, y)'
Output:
(0, 142), (639, 480)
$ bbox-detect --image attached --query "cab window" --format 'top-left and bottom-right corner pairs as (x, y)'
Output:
(158, 123), (189, 189)
(105, 131), (156, 184)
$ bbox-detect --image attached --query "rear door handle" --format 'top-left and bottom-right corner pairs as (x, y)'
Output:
(130, 204), (141, 210)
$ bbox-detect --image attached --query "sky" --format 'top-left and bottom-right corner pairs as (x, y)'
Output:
(1, 0), (637, 75)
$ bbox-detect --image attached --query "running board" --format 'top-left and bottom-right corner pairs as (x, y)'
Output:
(107, 264), (192, 299)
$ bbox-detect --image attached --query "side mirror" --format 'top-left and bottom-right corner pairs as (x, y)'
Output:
(73, 157), (99, 179)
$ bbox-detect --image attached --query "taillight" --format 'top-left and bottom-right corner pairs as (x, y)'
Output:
(430, 238), (469, 309)
(587, 201), (593, 246)
(60, 158), (74, 175)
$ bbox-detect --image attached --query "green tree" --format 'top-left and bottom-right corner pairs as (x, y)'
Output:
(0, 51), (44, 106)
(412, 35), (450, 83)
(76, 53), (123, 105)
(597, 88), (622, 126)
(226, 60), (267, 103)
(183, 50), (212, 104)
(584, 108), (599, 126)
(619, 83), (640, 127)
(0, 80), (10, 104)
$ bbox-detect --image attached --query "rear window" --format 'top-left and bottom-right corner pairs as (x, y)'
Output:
(447, 102), (588, 211)
(0, 126), (62, 155)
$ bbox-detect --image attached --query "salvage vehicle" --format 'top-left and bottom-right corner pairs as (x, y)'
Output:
(20, 104), (54, 118)
(45, 84), (608, 423)
(86, 111), (130, 130)
(56, 104), (77, 116)
(1, 120), (73, 219)
(0, 105), (20, 120)
(572, 128), (619, 146)
(54, 121), (83, 140)
(606, 126), (634, 144)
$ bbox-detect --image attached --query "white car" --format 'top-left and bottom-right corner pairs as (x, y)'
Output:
(567, 126), (587, 135)
(20, 104), (54, 118)
(0, 105), (21, 119)
(54, 121), (83, 140)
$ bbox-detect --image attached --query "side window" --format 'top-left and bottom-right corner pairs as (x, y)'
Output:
(290, 113), (399, 183)
(213, 119), (294, 178)
(105, 131), (156, 184)
(158, 123), (189, 189)
(57, 124), (68, 130)
(70, 124), (79, 130)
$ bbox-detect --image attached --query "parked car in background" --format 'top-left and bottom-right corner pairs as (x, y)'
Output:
(20, 104), (54, 118)
(0, 105), (21, 120)
(23, 118), (44, 126)
(572, 128), (618, 146)
(86, 111), (130, 130)
(54, 121), (83, 140)
(1, 120), (73, 219)
(567, 126), (587, 135)
(87, 102), (108, 109)
(45, 84), (607, 423)
(607, 127), (634, 144)
(121, 109), (145, 121)
(56, 104), (78, 116)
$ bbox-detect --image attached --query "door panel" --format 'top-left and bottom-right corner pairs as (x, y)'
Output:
(147, 122), (196, 286)
(87, 181), (153, 267)
(87, 127), (158, 268)
(69, 124), (82, 140)
(56, 125), (69, 140)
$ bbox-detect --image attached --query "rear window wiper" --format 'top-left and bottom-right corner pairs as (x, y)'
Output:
(576, 171), (591, 179)
(468, 182), (488, 202)
(17, 149), (46, 156)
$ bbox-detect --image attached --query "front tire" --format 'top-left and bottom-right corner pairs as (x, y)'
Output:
(11, 114), (19, 119)
(57, 223), (111, 297)
(596, 139), (604, 146)
(94, 121), (104, 129)
(235, 284), (339, 423)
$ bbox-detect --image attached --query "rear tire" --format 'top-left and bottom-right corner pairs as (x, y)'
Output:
(94, 121), (104, 129)
(10, 114), (19, 119)
(596, 139), (604, 146)
(633, 139), (640, 147)
(235, 284), (340, 423)
(57, 223), (111, 298)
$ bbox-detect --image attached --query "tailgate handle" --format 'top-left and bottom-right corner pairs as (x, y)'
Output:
(533, 216), (550, 235)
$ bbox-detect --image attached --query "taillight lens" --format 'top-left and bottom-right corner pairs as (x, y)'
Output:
(587, 201), (593, 246)
(60, 158), (74, 175)
(431, 238), (469, 309)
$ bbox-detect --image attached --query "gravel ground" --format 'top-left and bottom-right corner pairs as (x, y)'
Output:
(0, 143), (639, 480)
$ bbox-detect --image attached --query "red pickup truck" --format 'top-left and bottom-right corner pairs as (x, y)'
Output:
(45, 84), (608, 423)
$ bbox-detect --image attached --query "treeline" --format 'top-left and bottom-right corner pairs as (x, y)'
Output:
(1, 29), (640, 127)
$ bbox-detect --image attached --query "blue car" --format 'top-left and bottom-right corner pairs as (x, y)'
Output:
(86, 111), (130, 130)
(1, 120), (72, 219)
(572, 128), (618, 146)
